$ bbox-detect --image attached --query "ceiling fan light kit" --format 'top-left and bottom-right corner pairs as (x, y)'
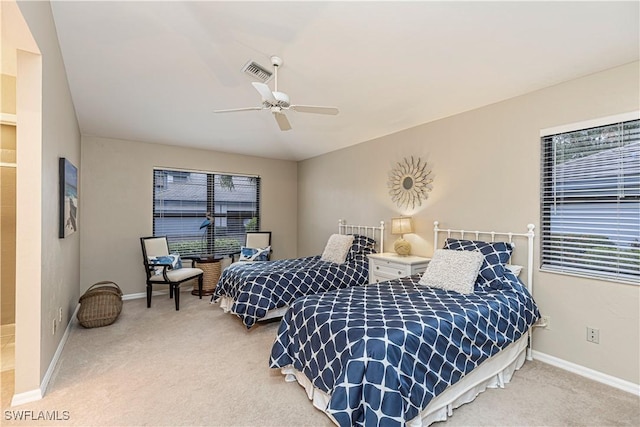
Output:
(214, 56), (339, 131)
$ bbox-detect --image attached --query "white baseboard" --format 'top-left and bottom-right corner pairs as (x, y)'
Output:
(122, 291), (147, 301)
(10, 304), (80, 407)
(10, 389), (42, 407)
(532, 350), (640, 396)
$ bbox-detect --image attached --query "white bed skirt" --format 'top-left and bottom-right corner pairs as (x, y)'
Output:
(217, 295), (289, 321)
(280, 333), (530, 426)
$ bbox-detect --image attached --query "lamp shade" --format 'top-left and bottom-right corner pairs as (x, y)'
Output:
(391, 217), (413, 235)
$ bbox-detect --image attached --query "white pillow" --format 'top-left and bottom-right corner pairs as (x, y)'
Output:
(419, 249), (484, 294)
(505, 264), (523, 277)
(321, 234), (355, 264)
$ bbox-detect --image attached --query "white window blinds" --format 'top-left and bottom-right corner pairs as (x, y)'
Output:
(153, 169), (261, 257)
(540, 117), (640, 284)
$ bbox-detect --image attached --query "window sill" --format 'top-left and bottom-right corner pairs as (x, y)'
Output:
(539, 267), (639, 286)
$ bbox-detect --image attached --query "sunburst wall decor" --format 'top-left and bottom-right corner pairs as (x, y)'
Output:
(387, 156), (433, 209)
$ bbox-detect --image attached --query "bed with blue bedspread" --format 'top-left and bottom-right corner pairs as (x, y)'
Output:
(270, 225), (540, 427)
(270, 271), (539, 426)
(213, 234), (377, 328)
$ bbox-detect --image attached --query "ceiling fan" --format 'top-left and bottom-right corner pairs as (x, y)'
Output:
(214, 56), (339, 131)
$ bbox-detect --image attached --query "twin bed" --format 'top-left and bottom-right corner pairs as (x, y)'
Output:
(213, 220), (540, 426)
(213, 220), (384, 328)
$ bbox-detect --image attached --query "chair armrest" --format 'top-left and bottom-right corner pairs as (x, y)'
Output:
(148, 261), (173, 268)
(147, 261), (172, 277)
(148, 262), (190, 282)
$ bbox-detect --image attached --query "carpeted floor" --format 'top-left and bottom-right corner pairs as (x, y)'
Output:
(2, 291), (639, 426)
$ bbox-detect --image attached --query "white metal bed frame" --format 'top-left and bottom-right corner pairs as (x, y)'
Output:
(280, 220), (538, 426)
(434, 220), (536, 360)
(434, 221), (535, 295)
(338, 219), (385, 254)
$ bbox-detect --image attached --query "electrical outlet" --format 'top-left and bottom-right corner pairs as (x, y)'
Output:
(586, 327), (600, 344)
(58, 307), (63, 322)
(540, 315), (551, 330)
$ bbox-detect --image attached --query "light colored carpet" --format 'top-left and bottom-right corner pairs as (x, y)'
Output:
(2, 291), (639, 426)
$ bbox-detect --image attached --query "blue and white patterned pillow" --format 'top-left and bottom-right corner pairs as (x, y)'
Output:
(148, 253), (182, 275)
(239, 246), (271, 262)
(346, 234), (377, 261)
(443, 238), (513, 288)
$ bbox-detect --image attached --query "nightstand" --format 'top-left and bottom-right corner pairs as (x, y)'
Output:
(367, 253), (431, 283)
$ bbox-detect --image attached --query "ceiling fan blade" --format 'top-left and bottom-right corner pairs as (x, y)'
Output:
(273, 112), (292, 131)
(289, 105), (339, 115)
(252, 82), (277, 105)
(213, 106), (264, 113)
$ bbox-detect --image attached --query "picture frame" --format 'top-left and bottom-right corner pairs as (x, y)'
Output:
(59, 157), (78, 238)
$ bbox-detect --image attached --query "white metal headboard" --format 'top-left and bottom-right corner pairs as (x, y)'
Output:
(339, 219), (385, 254)
(433, 221), (535, 294)
(433, 220), (536, 360)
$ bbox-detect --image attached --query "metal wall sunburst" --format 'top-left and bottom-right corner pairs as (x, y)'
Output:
(387, 156), (433, 209)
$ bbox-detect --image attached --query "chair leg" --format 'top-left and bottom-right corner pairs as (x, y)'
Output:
(174, 284), (180, 311)
(169, 284), (174, 299)
(146, 284), (152, 308)
(198, 275), (203, 299)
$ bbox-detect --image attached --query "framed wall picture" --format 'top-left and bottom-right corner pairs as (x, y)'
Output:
(59, 157), (78, 238)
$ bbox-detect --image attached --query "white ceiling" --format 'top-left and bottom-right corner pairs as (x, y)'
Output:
(49, 1), (639, 161)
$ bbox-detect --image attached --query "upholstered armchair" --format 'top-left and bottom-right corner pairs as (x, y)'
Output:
(140, 236), (204, 310)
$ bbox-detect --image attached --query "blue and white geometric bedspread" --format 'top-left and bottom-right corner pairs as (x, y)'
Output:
(269, 270), (540, 427)
(213, 255), (369, 328)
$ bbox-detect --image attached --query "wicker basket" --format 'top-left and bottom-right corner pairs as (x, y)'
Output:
(77, 281), (123, 328)
(192, 258), (222, 296)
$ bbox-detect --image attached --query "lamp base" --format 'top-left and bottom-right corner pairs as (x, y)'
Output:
(393, 237), (411, 256)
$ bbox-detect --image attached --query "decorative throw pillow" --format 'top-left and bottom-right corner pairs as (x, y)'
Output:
(148, 253), (182, 275)
(238, 246), (271, 262)
(419, 249), (484, 294)
(170, 253), (183, 269)
(443, 238), (513, 287)
(346, 234), (377, 261)
(321, 234), (355, 264)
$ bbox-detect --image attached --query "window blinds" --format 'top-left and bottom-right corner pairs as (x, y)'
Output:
(540, 118), (639, 283)
(153, 169), (261, 257)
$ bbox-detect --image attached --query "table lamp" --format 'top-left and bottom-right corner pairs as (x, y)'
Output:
(391, 217), (413, 255)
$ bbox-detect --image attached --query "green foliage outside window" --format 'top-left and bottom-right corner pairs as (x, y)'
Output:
(245, 217), (258, 232)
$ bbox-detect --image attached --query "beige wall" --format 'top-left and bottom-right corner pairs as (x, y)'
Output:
(0, 162), (16, 325)
(1, 74), (17, 325)
(80, 136), (297, 296)
(298, 62), (640, 385)
(1, 74), (16, 113)
(15, 0), (81, 395)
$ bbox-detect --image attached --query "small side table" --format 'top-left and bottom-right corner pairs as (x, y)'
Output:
(187, 256), (222, 296)
(367, 253), (431, 284)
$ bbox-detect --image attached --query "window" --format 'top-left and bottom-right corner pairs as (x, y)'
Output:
(153, 169), (261, 257)
(540, 114), (639, 284)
